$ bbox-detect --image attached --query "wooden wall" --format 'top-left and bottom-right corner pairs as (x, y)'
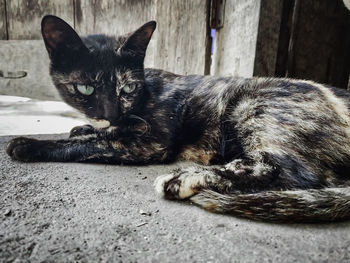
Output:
(155, 1), (210, 75)
(0, 0), (349, 101)
(283, 0), (350, 88)
(211, 0), (350, 89)
(73, 0), (156, 67)
(210, 0), (262, 78)
(0, 0), (209, 100)
(0, 0), (6, 40)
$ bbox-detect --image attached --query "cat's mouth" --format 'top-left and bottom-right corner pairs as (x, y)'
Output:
(88, 114), (148, 130)
(89, 119), (111, 129)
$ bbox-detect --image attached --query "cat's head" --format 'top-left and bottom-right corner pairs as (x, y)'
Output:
(41, 15), (156, 128)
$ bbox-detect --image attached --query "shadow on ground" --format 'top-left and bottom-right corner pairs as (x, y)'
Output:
(1, 135), (350, 262)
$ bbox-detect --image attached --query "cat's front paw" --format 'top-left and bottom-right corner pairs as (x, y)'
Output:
(6, 137), (43, 162)
(69, 124), (95, 138)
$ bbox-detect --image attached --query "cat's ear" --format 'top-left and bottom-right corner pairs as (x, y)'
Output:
(118, 21), (156, 58)
(41, 15), (87, 58)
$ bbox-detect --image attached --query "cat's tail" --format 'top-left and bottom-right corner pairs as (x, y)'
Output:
(190, 187), (350, 223)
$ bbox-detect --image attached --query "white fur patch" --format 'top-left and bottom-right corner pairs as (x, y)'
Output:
(155, 167), (217, 199)
(177, 173), (206, 199)
(89, 119), (111, 128)
(154, 174), (176, 196)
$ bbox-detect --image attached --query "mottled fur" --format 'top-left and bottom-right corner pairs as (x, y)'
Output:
(6, 16), (350, 222)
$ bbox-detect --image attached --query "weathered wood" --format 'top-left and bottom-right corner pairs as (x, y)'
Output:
(155, 0), (209, 75)
(211, 0), (261, 77)
(6, 0), (74, 40)
(253, 0), (284, 77)
(287, 0), (350, 88)
(74, 0), (156, 35)
(0, 40), (59, 100)
(74, 0), (209, 75)
(0, 1), (210, 100)
(73, 0), (156, 67)
(275, 0), (294, 77)
(0, 0), (7, 39)
(285, 0), (300, 78)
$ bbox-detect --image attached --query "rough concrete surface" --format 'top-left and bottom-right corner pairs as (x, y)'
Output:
(1, 135), (350, 263)
(0, 95), (85, 136)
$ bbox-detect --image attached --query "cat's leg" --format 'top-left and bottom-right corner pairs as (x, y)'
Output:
(155, 150), (320, 200)
(155, 162), (281, 200)
(155, 120), (323, 199)
(7, 135), (108, 162)
(6, 135), (170, 164)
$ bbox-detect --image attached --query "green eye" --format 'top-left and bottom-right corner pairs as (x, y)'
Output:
(77, 84), (94, 95)
(123, 83), (141, 94)
(123, 84), (135, 94)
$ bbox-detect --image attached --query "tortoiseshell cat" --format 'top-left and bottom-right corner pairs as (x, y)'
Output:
(6, 15), (350, 222)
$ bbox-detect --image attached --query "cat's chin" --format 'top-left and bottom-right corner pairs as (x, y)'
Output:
(88, 119), (111, 129)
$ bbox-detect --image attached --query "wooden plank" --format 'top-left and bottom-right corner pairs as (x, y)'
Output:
(0, 40), (60, 100)
(287, 0), (350, 88)
(275, 0), (294, 77)
(155, 0), (209, 75)
(74, 0), (156, 36)
(211, 0), (262, 77)
(74, 0), (210, 74)
(0, 0), (7, 39)
(6, 0), (74, 40)
(74, 0), (156, 67)
(253, 0), (284, 77)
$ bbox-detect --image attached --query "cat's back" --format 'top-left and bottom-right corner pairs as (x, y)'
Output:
(232, 77), (350, 138)
(249, 77), (350, 122)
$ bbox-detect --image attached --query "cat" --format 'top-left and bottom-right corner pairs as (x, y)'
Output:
(6, 15), (350, 223)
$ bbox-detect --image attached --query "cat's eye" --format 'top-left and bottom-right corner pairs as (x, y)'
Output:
(122, 83), (140, 94)
(76, 84), (94, 96)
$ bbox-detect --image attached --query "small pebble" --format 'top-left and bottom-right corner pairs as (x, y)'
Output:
(139, 209), (152, 216)
(4, 209), (12, 216)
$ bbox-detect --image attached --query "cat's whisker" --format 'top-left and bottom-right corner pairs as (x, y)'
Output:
(95, 71), (104, 81)
(129, 114), (151, 135)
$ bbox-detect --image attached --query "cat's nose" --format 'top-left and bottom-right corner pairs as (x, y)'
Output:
(100, 97), (119, 123)
(104, 109), (119, 124)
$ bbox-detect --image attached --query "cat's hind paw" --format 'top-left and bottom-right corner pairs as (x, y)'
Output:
(154, 167), (216, 200)
(154, 173), (181, 199)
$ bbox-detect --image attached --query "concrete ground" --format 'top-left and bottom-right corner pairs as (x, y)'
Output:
(1, 135), (350, 262)
(0, 95), (85, 136)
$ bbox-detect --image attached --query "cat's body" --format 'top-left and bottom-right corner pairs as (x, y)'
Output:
(6, 16), (350, 222)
